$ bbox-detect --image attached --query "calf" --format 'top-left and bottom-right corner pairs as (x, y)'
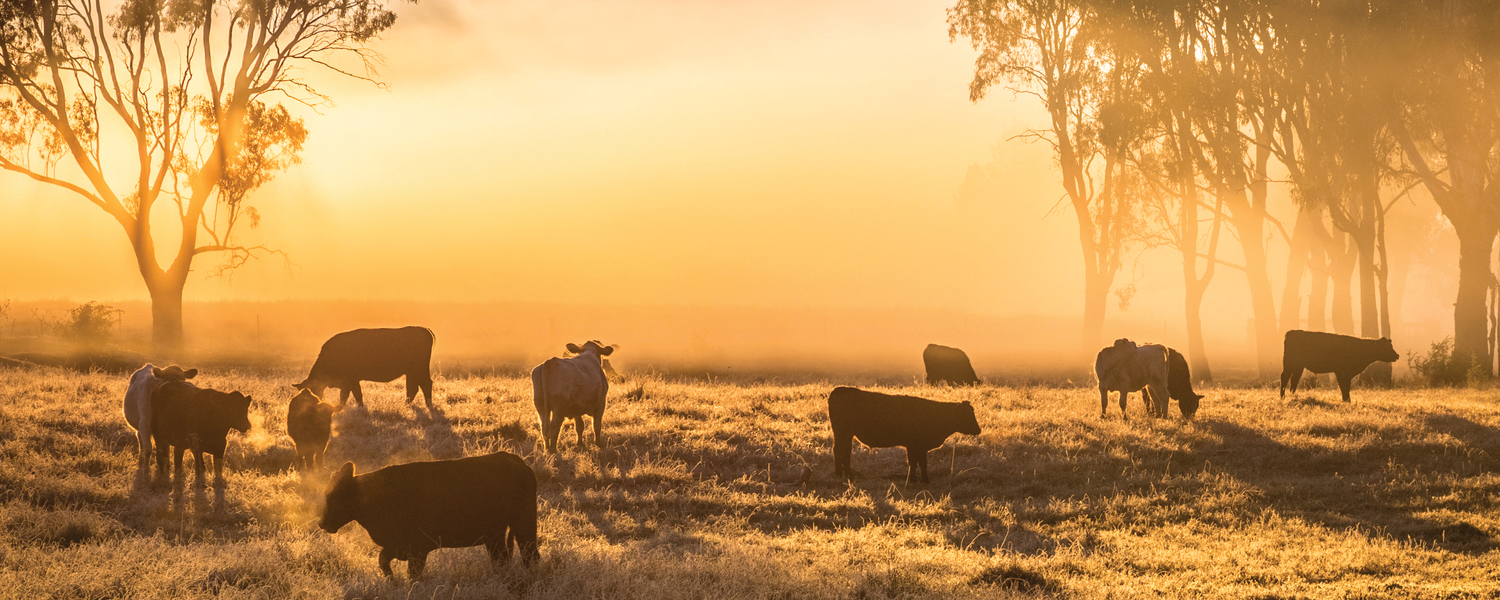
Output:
(923, 344), (981, 386)
(1166, 348), (1204, 419)
(151, 381), (253, 490)
(1280, 330), (1399, 402)
(1094, 339), (1170, 419)
(828, 386), (982, 484)
(122, 364), (197, 483)
(319, 452), (539, 578)
(294, 326), (436, 408)
(532, 341), (615, 452)
(287, 388), (338, 472)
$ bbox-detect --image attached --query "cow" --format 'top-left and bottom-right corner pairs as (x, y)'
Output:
(294, 326), (436, 409)
(1280, 330), (1399, 402)
(151, 381), (253, 490)
(1094, 338), (1170, 419)
(922, 344), (981, 386)
(827, 386), (982, 484)
(531, 341), (615, 453)
(287, 388), (339, 472)
(319, 452), (540, 578)
(1166, 348), (1204, 419)
(122, 364), (198, 484)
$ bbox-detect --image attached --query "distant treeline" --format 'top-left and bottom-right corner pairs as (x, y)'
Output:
(950, 0), (1498, 382)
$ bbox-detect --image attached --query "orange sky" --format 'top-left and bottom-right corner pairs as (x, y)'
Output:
(0, 0), (1461, 357)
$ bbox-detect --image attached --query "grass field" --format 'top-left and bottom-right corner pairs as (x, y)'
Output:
(1, 365), (1499, 599)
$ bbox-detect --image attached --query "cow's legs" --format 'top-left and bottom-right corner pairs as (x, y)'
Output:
(1148, 384), (1168, 418)
(1118, 391), (1129, 421)
(154, 440), (171, 486)
(906, 447), (929, 484)
(172, 446), (186, 490)
(350, 382), (365, 407)
(574, 417), (585, 448)
(591, 412), (604, 447)
(547, 412), (567, 453)
(136, 427), (152, 484)
(378, 547), (396, 577)
(339, 388), (352, 406)
(212, 452), (225, 488)
(1288, 368), (1305, 396)
(417, 376), (434, 408)
(406, 552), (429, 578)
(1099, 388), (1110, 419)
(404, 376), (419, 404)
(1336, 372), (1354, 402)
(1279, 366), (1292, 398)
(833, 431), (854, 477)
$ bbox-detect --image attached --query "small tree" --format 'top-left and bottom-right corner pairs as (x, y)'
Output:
(60, 300), (121, 347)
(0, 0), (406, 354)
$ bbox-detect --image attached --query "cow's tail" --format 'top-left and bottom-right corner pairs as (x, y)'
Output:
(533, 360), (553, 446)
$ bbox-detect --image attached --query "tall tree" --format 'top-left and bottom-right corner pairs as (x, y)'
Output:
(0, 0), (404, 353)
(949, 0), (1144, 358)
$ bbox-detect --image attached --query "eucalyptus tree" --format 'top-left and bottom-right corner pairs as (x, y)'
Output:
(948, 0), (1149, 358)
(0, 0), (406, 353)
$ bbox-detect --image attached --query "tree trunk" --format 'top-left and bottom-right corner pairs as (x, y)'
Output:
(1229, 199), (1280, 378)
(1308, 227), (1329, 332)
(1083, 269), (1108, 360)
(1454, 223), (1496, 377)
(147, 278), (186, 357)
(1281, 205), (1318, 332)
(1330, 233), (1356, 335)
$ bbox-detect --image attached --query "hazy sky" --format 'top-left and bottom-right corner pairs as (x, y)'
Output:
(0, 0), (1460, 348)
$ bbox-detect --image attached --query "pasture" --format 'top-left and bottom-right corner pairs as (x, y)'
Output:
(1, 365), (1498, 599)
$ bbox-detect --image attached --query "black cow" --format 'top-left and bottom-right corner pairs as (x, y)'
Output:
(1166, 348), (1203, 419)
(319, 452), (539, 578)
(828, 386), (981, 484)
(1280, 330), (1400, 402)
(294, 326), (435, 408)
(151, 381), (253, 490)
(287, 388), (338, 471)
(922, 344), (980, 386)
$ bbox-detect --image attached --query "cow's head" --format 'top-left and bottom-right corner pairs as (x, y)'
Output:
(1376, 337), (1399, 363)
(955, 401), (982, 436)
(320, 462), (360, 534)
(566, 340), (616, 357)
(152, 365), (198, 382)
(1179, 394), (1203, 420)
(223, 391), (253, 433)
(292, 375), (331, 397)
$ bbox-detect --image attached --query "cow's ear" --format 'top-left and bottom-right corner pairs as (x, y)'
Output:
(962, 401), (972, 406)
(152, 367), (164, 378)
(336, 461), (355, 481)
(599, 345), (615, 356)
(566, 343), (583, 354)
(183, 369), (198, 379)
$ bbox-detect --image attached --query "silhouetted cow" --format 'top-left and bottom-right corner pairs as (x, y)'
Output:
(1280, 330), (1399, 402)
(532, 341), (615, 452)
(1166, 348), (1203, 419)
(923, 344), (981, 386)
(294, 326), (435, 408)
(828, 386), (982, 484)
(1095, 339), (1170, 419)
(319, 452), (539, 578)
(151, 381), (253, 490)
(287, 388), (338, 472)
(122, 364), (197, 484)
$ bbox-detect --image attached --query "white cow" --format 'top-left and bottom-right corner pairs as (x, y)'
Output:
(1094, 339), (1169, 420)
(531, 341), (616, 452)
(122, 364), (197, 484)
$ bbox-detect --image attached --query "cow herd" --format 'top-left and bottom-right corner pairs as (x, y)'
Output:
(105, 324), (1402, 579)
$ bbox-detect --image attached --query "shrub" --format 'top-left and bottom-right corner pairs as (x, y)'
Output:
(1408, 337), (1484, 388)
(59, 302), (122, 346)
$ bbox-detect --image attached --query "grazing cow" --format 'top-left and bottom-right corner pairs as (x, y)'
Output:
(1094, 339), (1171, 419)
(1280, 330), (1399, 402)
(827, 386), (982, 484)
(531, 341), (615, 452)
(122, 364), (198, 483)
(923, 344), (981, 386)
(1166, 348), (1204, 419)
(294, 326), (436, 408)
(151, 381), (253, 489)
(287, 388), (338, 472)
(319, 452), (539, 578)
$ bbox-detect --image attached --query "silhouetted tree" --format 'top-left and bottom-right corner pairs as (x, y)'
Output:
(948, 0), (1147, 358)
(0, 0), (404, 354)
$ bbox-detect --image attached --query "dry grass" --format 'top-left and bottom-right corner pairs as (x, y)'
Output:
(1, 365), (1499, 599)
